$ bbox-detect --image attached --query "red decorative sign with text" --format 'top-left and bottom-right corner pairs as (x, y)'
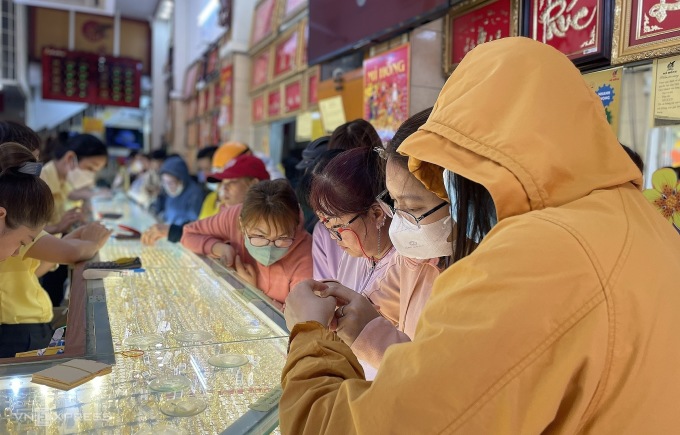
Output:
(268, 88), (281, 118)
(251, 51), (270, 90)
(307, 70), (318, 106)
(251, 0), (277, 47)
(630, 0), (680, 46)
(363, 44), (410, 142)
(531, 0), (602, 59)
(252, 95), (266, 123)
(284, 80), (302, 113)
(274, 31), (299, 79)
(219, 65), (234, 129)
(451, 0), (513, 65)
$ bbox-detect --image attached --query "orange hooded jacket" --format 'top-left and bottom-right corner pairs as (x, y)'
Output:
(280, 37), (680, 434)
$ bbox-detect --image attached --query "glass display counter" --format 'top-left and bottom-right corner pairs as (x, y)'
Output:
(0, 196), (289, 434)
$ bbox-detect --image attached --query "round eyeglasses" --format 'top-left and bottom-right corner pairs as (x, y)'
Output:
(322, 213), (362, 241)
(376, 189), (448, 228)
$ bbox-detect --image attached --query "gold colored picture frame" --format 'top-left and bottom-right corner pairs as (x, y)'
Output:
(612, 0), (680, 64)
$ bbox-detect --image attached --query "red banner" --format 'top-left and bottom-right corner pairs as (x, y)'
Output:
(251, 51), (270, 89)
(274, 31), (299, 78)
(252, 0), (276, 46)
(451, 0), (513, 65)
(630, 0), (680, 46)
(219, 64), (234, 129)
(363, 44), (410, 142)
(307, 70), (318, 106)
(268, 88), (281, 118)
(252, 95), (266, 123)
(531, 0), (601, 59)
(284, 80), (302, 113)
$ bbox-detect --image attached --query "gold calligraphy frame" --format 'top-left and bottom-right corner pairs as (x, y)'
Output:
(249, 0), (282, 53)
(279, 0), (307, 24)
(266, 85), (283, 121)
(443, 0), (520, 76)
(281, 74), (306, 116)
(271, 22), (303, 83)
(250, 46), (274, 93)
(613, 0), (680, 64)
(252, 92), (269, 124)
(303, 65), (320, 110)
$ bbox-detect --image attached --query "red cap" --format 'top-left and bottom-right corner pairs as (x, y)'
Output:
(207, 154), (270, 182)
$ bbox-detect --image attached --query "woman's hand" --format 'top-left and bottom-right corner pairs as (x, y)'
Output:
(234, 254), (257, 287)
(56, 207), (85, 233)
(211, 242), (235, 267)
(71, 222), (112, 250)
(284, 280), (338, 331)
(141, 223), (170, 246)
(321, 282), (381, 346)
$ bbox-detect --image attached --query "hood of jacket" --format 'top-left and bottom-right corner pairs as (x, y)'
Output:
(399, 37), (642, 222)
(159, 156), (193, 185)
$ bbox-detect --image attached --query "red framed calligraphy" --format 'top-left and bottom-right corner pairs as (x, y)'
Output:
(305, 66), (319, 107)
(252, 94), (267, 123)
(612, 0), (680, 64)
(268, 87), (282, 118)
(273, 28), (300, 80)
(251, 49), (271, 91)
(525, 0), (612, 68)
(219, 64), (234, 129)
(250, 0), (279, 50)
(444, 0), (520, 74)
(283, 78), (303, 114)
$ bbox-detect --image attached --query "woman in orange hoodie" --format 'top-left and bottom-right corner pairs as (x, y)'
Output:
(181, 179), (312, 305)
(280, 37), (680, 433)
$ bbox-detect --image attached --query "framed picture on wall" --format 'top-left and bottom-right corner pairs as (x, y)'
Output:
(524, 0), (612, 69)
(272, 27), (300, 81)
(304, 65), (319, 108)
(252, 93), (267, 124)
(283, 76), (304, 114)
(443, 0), (520, 75)
(251, 48), (272, 91)
(281, 0), (307, 22)
(612, 0), (680, 64)
(267, 86), (282, 119)
(250, 0), (280, 51)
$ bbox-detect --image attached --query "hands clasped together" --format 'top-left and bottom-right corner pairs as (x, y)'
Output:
(285, 279), (381, 346)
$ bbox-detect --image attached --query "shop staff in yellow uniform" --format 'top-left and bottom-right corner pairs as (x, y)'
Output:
(0, 142), (110, 358)
(281, 38), (680, 433)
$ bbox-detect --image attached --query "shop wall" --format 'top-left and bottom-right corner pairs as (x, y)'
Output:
(618, 66), (653, 161)
(409, 18), (446, 115)
(151, 19), (170, 151)
(230, 52), (252, 144)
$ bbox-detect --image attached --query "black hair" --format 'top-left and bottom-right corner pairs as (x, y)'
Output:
(150, 149), (167, 161)
(620, 144), (644, 173)
(296, 148), (346, 210)
(197, 145), (219, 160)
(329, 119), (383, 151)
(55, 134), (108, 160)
(0, 121), (41, 153)
(386, 107), (433, 170)
(0, 142), (54, 229)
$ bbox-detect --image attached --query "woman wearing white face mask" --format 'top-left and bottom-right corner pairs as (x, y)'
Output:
(40, 134), (109, 235)
(294, 108), (479, 371)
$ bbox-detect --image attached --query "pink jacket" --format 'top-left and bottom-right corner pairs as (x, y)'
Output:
(351, 254), (441, 369)
(180, 203), (313, 303)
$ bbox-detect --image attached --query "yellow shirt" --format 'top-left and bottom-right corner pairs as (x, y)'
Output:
(198, 191), (221, 220)
(0, 231), (53, 324)
(40, 161), (72, 226)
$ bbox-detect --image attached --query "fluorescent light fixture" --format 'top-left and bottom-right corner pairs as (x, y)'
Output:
(156, 0), (174, 21)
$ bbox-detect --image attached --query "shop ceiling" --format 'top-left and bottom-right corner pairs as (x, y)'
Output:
(12, 0), (160, 20)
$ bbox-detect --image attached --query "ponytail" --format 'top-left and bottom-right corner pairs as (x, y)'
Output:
(0, 142), (54, 229)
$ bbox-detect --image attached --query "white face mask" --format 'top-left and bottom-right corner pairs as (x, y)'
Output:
(67, 158), (96, 190)
(388, 212), (453, 259)
(163, 182), (184, 198)
(206, 182), (219, 192)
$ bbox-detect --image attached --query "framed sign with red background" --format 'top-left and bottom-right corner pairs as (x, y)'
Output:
(219, 64), (234, 130)
(283, 77), (303, 114)
(273, 26), (301, 81)
(250, 0), (279, 51)
(612, 0), (680, 64)
(282, 0), (307, 22)
(444, 0), (520, 75)
(251, 48), (272, 91)
(252, 93), (267, 123)
(268, 87), (282, 119)
(524, 0), (613, 69)
(305, 65), (319, 107)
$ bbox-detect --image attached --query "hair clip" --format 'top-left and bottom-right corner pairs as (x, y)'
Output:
(17, 161), (43, 176)
(373, 146), (387, 160)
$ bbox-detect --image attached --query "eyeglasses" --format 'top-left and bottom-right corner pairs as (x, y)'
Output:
(376, 190), (448, 228)
(245, 233), (295, 248)
(323, 213), (362, 241)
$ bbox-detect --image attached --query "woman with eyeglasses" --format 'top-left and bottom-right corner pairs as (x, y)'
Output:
(181, 179), (312, 305)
